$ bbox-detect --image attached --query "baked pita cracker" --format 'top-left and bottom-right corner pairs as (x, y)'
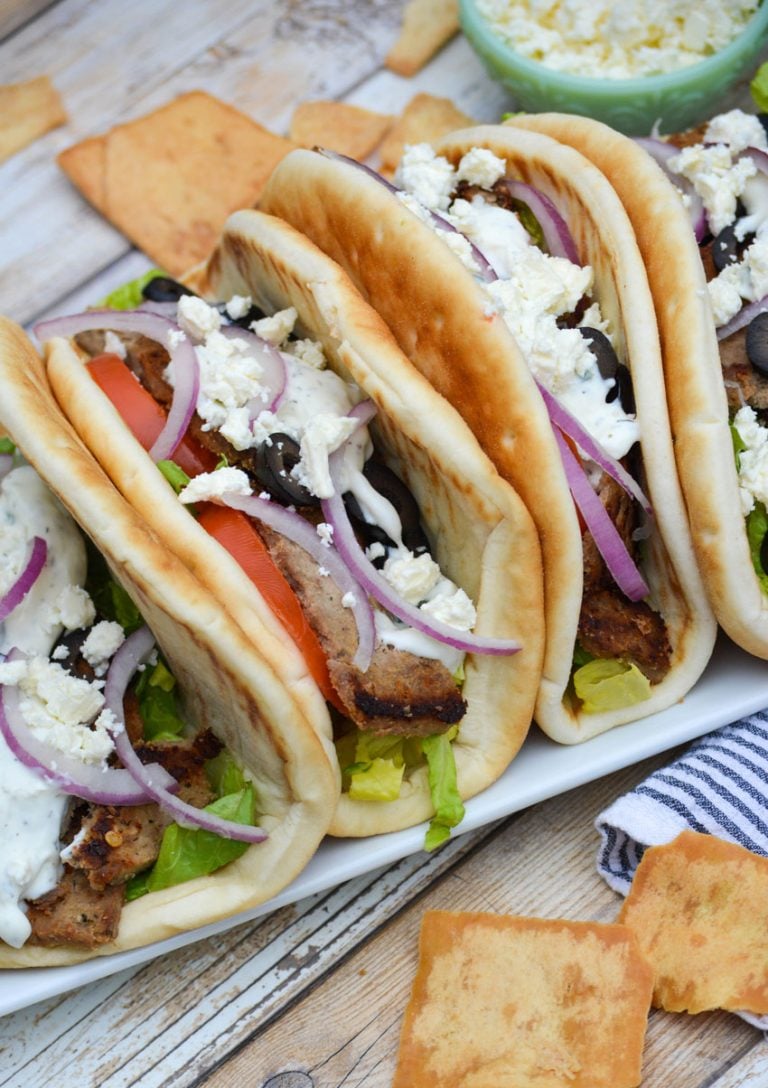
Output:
(0, 318), (337, 967)
(509, 112), (768, 660)
(619, 830), (768, 1014)
(43, 210), (544, 837)
(289, 101), (392, 160)
(394, 911), (653, 1088)
(385, 0), (459, 77)
(0, 76), (66, 163)
(58, 91), (294, 276)
(259, 129), (716, 742)
(378, 92), (474, 173)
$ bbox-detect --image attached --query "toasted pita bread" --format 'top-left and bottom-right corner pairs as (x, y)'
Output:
(260, 130), (716, 742)
(0, 76), (66, 163)
(508, 113), (768, 661)
(43, 211), (544, 837)
(0, 317), (338, 966)
(394, 910), (653, 1088)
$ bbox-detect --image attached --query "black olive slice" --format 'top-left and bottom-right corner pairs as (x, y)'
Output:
(254, 433), (319, 507)
(747, 312), (768, 377)
(142, 276), (194, 303)
(362, 461), (430, 555)
(711, 225), (742, 272)
(579, 327), (635, 415)
(226, 303), (268, 329)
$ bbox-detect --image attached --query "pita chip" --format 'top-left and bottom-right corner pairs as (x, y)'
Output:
(0, 76), (66, 163)
(386, 0), (459, 77)
(58, 91), (295, 275)
(289, 101), (392, 161)
(619, 830), (768, 1014)
(393, 910), (653, 1088)
(379, 92), (474, 173)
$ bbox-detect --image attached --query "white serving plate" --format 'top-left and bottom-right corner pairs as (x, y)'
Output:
(1, 633), (766, 1017)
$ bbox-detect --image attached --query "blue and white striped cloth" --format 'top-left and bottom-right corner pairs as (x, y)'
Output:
(596, 710), (768, 894)
(596, 711), (768, 1030)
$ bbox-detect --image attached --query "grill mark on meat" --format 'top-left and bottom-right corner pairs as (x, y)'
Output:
(89, 332), (466, 737)
(27, 869), (123, 948)
(258, 523), (465, 736)
(578, 472), (672, 683)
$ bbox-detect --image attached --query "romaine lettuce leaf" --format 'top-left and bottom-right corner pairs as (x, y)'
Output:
(134, 659), (186, 741)
(421, 731), (465, 851)
(751, 62), (768, 113)
(100, 269), (165, 311)
(747, 501), (768, 594)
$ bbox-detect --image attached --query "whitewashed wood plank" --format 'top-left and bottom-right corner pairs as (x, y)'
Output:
(0, 819), (500, 1088)
(703, 1041), (768, 1087)
(0, 0), (51, 40)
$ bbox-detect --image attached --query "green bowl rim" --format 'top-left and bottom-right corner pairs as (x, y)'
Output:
(459, 0), (768, 95)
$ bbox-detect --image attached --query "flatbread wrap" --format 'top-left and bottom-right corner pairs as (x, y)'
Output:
(508, 109), (768, 660)
(39, 211), (544, 840)
(0, 317), (338, 967)
(259, 128), (716, 742)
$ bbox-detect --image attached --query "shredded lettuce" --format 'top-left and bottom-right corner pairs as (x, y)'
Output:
(747, 501), (768, 594)
(100, 269), (165, 311)
(125, 784), (256, 900)
(421, 731), (465, 851)
(349, 757), (405, 801)
(84, 542), (144, 633)
(751, 62), (768, 113)
(573, 658), (651, 713)
(731, 421), (747, 468)
(157, 459), (191, 495)
(508, 199), (544, 249)
(134, 659), (186, 741)
(0, 437), (16, 455)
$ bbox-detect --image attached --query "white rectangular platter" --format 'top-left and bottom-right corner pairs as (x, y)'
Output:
(1, 633), (766, 1017)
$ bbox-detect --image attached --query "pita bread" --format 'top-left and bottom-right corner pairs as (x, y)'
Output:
(509, 113), (768, 661)
(259, 130), (716, 742)
(394, 910), (653, 1088)
(0, 317), (338, 966)
(43, 211), (544, 837)
(0, 76), (66, 163)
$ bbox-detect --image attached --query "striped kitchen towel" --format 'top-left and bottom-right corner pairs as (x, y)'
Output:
(596, 710), (768, 1030)
(596, 710), (768, 895)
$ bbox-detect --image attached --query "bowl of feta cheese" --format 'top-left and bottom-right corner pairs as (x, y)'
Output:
(461, 0), (768, 135)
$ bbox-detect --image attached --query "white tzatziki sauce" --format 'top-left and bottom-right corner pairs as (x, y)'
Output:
(0, 465), (88, 948)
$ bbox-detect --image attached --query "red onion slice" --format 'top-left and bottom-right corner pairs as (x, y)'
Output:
(0, 536), (47, 623)
(495, 178), (579, 263)
(536, 383), (653, 520)
(554, 430), (649, 602)
(34, 310), (199, 463)
(633, 137), (707, 241)
(738, 146), (768, 178)
(218, 324), (287, 412)
(104, 627), (268, 843)
(215, 491), (376, 671)
(0, 647), (169, 804)
(322, 449), (520, 656)
(717, 293), (768, 340)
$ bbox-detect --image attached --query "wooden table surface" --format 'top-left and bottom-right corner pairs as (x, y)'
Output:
(2, 2), (768, 1085)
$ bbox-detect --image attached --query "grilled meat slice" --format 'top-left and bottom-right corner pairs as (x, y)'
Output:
(258, 523), (465, 736)
(578, 590), (672, 684)
(27, 869), (123, 948)
(579, 471), (672, 683)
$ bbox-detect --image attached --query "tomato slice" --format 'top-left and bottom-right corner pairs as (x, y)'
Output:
(198, 506), (343, 712)
(86, 353), (341, 711)
(87, 354), (217, 477)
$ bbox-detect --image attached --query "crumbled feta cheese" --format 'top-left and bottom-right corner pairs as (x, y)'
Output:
(420, 585), (477, 631)
(366, 541), (387, 561)
(341, 592), (357, 608)
(734, 406), (768, 515)
(80, 621), (125, 677)
(0, 659), (27, 685)
(447, 196), (531, 278)
(103, 330), (127, 359)
(18, 656), (111, 765)
(456, 148), (506, 189)
(669, 143), (757, 236)
(252, 307), (297, 346)
(708, 237), (768, 326)
(475, 0), (759, 79)
(705, 109), (768, 154)
(179, 467), (252, 504)
(177, 295), (222, 340)
(318, 566), (330, 578)
(297, 413), (359, 499)
(167, 328), (187, 350)
(49, 585), (96, 633)
(50, 645), (68, 661)
(434, 228), (482, 275)
(382, 551), (442, 605)
(316, 522), (334, 547)
(225, 295), (252, 320)
(287, 338), (326, 370)
(395, 144), (455, 212)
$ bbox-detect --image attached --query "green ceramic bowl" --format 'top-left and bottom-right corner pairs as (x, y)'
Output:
(460, 0), (768, 135)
